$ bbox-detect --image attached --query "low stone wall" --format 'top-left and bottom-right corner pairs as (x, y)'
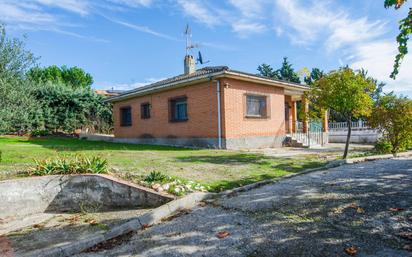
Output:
(0, 175), (173, 219)
(328, 129), (379, 144)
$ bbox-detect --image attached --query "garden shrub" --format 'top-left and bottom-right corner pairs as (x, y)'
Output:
(144, 171), (167, 183)
(374, 139), (393, 154)
(31, 155), (108, 176)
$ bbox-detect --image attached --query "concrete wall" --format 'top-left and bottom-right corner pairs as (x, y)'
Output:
(0, 175), (173, 219)
(328, 129), (379, 144)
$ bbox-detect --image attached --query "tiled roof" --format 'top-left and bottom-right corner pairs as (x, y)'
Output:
(108, 66), (308, 102)
(120, 66), (229, 96)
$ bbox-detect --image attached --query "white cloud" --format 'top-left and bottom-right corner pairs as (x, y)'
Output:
(96, 78), (165, 91)
(228, 0), (264, 18)
(176, 0), (219, 27)
(350, 40), (412, 96)
(326, 18), (387, 52)
(231, 20), (266, 37)
(273, 0), (411, 96)
(105, 17), (179, 41)
(108, 0), (154, 8)
(0, 1), (56, 25)
(35, 0), (90, 16)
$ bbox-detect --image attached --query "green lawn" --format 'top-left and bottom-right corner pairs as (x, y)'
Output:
(0, 136), (327, 192)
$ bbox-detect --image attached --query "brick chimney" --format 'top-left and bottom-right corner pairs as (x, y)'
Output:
(184, 55), (196, 75)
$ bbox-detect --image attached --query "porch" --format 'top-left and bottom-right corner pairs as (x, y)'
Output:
(284, 91), (329, 148)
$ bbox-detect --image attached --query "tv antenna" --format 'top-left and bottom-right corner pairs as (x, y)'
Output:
(184, 24), (199, 55)
(184, 24), (210, 65)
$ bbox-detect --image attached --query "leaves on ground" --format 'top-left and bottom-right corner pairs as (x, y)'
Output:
(32, 223), (45, 229)
(398, 232), (412, 240)
(84, 231), (135, 253)
(141, 224), (152, 230)
(216, 231), (230, 239)
(389, 207), (404, 212)
(344, 246), (358, 256)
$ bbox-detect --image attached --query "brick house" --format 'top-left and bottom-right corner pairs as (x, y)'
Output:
(106, 55), (327, 149)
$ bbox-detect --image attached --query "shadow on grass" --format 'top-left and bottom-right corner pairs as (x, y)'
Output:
(0, 136), (192, 152)
(175, 153), (273, 166)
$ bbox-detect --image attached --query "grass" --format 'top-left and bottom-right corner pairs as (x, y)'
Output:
(0, 136), (327, 192)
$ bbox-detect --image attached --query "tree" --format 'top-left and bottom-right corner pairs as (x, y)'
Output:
(278, 57), (301, 83)
(0, 24), (41, 133)
(33, 83), (112, 134)
(28, 65), (93, 89)
(257, 57), (301, 83)
(306, 67), (376, 159)
(304, 68), (324, 85)
(257, 63), (279, 79)
(369, 93), (412, 155)
(384, 0), (412, 78)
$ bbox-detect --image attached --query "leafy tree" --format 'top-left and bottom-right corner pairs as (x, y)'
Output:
(0, 24), (40, 133)
(257, 63), (279, 79)
(33, 83), (112, 134)
(384, 0), (412, 78)
(306, 67), (376, 159)
(304, 68), (324, 85)
(278, 57), (301, 83)
(257, 57), (301, 83)
(369, 93), (412, 155)
(28, 65), (93, 89)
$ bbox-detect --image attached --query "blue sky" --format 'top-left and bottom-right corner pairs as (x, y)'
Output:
(2, 0), (411, 96)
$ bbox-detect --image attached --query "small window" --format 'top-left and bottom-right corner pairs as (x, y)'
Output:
(120, 106), (132, 126)
(141, 103), (151, 119)
(170, 97), (188, 122)
(246, 95), (267, 117)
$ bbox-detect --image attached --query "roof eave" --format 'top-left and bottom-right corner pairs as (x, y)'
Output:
(105, 71), (225, 103)
(220, 71), (309, 92)
(105, 70), (309, 103)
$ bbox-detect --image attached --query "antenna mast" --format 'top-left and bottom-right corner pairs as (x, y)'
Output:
(184, 24), (198, 55)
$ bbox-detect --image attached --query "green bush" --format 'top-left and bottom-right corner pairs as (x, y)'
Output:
(374, 139), (393, 154)
(144, 171), (167, 183)
(31, 155), (108, 176)
(30, 129), (50, 137)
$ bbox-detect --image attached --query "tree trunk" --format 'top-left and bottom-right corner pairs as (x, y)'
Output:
(343, 117), (352, 159)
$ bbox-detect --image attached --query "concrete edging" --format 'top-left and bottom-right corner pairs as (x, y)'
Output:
(219, 150), (412, 197)
(22, 192), (215, 257)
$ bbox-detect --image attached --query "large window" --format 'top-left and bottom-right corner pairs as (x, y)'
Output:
(120, 106), (132, 126)
(246, 95), (267, 118)
(141, 103), (151, 119)
(170, 97), (188, 122)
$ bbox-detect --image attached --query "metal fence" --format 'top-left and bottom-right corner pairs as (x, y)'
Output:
(328, 120), (369, 131)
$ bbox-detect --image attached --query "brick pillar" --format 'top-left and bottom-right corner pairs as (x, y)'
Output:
(302, 97), (309, 133)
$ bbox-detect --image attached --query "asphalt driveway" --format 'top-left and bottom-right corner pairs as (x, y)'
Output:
(77, 157), (412, 257)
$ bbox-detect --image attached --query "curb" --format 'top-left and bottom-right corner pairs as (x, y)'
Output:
(219, 150), (412, 197)
(21, 192), (214, 257)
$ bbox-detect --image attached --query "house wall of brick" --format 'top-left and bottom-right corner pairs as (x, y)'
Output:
(220, 78), (286, 139)
(113, 81), (219, 139)
(112, 78), (288, 148)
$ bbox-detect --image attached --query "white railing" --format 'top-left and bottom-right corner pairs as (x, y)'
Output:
(291, 122), (326, 147)
(328, 120), (369, 131)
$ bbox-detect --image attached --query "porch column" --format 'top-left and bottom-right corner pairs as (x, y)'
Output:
(302, 97), (309, 133)
(291, 101), (297, 133)
(322, 109), (329, 133)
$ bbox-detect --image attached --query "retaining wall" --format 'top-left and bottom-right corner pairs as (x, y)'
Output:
(0, 175), (173, 219)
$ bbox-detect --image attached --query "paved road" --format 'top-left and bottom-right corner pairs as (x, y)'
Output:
(77, 158), (412, 257)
